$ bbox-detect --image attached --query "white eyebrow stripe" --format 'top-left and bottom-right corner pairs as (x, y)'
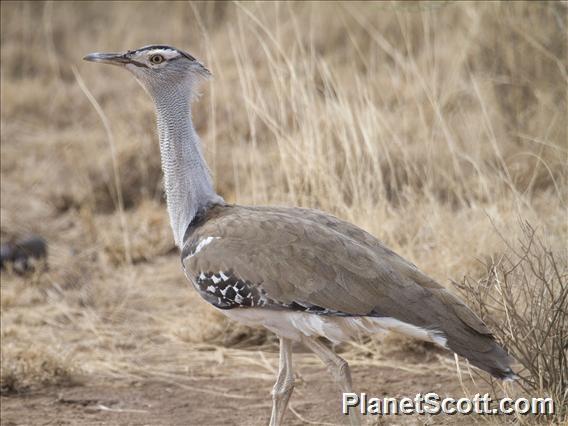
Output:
(145, 49), (181, 60)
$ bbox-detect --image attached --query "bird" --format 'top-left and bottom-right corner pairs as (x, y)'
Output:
(84, 45), (516, 425)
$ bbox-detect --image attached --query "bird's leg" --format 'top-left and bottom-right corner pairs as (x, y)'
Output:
(269, 337), (295, 426)
(301, 336), (361, 426)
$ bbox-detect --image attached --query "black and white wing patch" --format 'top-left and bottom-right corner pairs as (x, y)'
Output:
(191, 270), (269, 310)
(187, 267), (353, 316)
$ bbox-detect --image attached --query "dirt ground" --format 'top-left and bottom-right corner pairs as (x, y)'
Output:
(1, 352), (497, 426)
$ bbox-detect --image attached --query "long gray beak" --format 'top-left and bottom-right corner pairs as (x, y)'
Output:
(83, 52), (130, 66)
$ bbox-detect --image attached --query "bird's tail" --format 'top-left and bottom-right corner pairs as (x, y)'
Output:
(367, 266), (518, 380)
(431, 288), (518, 381)
(446, 333), (518, 381)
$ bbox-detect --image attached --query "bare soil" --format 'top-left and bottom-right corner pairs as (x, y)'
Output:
(1, 360), (486, 426)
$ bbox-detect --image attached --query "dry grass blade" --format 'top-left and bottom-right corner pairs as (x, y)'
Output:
(72, 66), (132, 265)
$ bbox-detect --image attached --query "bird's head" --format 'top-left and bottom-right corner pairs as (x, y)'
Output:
(83, 45), (211, 98)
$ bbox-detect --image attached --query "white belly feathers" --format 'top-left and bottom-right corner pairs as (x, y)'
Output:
(221, 308), (448, 348)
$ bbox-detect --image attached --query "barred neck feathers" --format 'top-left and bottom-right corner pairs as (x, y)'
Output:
(152, 84), (223, 247)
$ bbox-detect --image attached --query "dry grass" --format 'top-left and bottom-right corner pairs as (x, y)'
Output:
(1, 1), (566, 423)
(1, 344), (81, 394)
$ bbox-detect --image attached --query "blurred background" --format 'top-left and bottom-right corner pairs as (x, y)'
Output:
(1, 1), (566, 424)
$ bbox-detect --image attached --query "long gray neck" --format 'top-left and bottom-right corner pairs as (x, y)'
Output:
(152, 85), (223, 247)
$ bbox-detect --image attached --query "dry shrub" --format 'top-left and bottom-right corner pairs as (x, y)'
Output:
(457, 222), (567, 421)
(0, 344), (81, 394)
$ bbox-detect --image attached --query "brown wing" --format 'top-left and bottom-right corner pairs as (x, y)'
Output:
(182, 204), (514, 379)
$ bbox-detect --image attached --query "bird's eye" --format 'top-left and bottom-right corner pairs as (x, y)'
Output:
(149, 54), (165, 64)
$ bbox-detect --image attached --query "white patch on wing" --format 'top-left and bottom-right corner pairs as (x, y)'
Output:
(367, 317), (448, 348)
(219, 309), (448, 348)
(189, 236), (220, 258)
(429, 330), (448, 348)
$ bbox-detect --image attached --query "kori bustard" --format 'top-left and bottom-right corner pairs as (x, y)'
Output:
(84, 45), (516, 425)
